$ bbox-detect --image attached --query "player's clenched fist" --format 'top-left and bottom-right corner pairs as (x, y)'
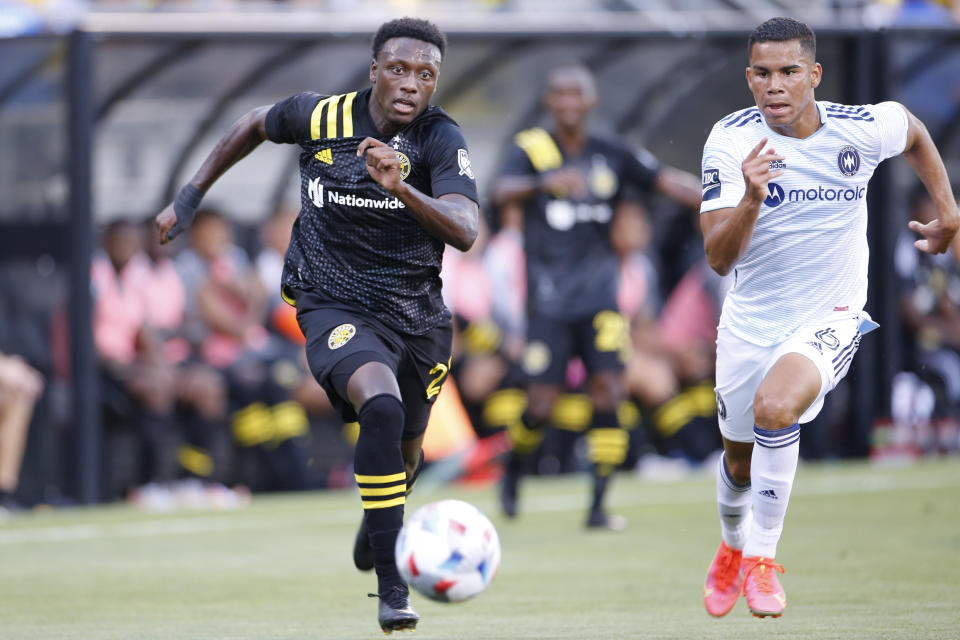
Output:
(540, 167), (588, 199)
(741, 137), (784, 204)
(358, 137), (403, 193)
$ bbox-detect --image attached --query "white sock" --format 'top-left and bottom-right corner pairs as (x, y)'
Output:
(743, 423), (800, 559)
(716, 452), (752, 550)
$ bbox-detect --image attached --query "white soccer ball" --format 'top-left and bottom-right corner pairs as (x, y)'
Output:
(396, 499), (501, 603)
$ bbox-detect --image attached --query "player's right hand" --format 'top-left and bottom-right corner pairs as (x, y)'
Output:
(540, 167), (587, 199)
(742, 137), (784, 204)
(156, 204), (177, 244)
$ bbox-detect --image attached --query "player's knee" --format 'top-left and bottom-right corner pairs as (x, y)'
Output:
(752, 391), (800, 429)
(525, 388), (557, 422)
(357, 393), (405, 444)
(589, 377), (623, 413)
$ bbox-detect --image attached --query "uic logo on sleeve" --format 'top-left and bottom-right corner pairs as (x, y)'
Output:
(702, 168), (721, 201)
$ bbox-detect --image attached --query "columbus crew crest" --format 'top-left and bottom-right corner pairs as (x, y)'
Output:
(522, 341), (551, 376)
(395, 151), (411, 181)
(588, 156), (618, 199)
(328, 323), (356, 350)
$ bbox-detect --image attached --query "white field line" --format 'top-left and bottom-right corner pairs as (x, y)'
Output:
(0, 470), (956, 546)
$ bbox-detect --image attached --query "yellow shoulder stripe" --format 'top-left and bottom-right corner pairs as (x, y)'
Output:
(514, 127), (563, 173)
(341, 91), (356, 137)
(310, 91), (358, 140)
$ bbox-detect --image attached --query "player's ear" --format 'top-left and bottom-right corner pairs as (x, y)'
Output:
(369, 59), (378, 84)
(810, 62), (822, 89)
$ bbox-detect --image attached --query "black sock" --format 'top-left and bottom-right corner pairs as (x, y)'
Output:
(587, 410), (625, 515)
(354, 394), (407, 593)
(590, 467), (611, 515)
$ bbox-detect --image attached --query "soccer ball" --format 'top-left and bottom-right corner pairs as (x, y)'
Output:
(396, 499), (501, 603)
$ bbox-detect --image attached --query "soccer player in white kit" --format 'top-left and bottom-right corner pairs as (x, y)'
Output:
(699, 17), (959, 619)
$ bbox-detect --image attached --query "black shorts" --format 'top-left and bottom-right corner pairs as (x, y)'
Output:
(289, 287), (453, 437)
(521, 308), (630, 385)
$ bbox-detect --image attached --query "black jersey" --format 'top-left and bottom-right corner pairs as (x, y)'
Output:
(501, 128), (659, 320)
(265, 87), (478, 335)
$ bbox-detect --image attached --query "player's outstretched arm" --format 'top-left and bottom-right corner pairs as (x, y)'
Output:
(701, 138), (783, 275)
(155, 106), (271, 244)
(492, 168), (587, 207)
(358, 137), (478, 251)
(900, 106), (960, 255)
(654, 166), (702, 211)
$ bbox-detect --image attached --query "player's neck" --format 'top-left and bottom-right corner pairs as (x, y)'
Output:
(767, 99), (822, 140)
(370, 111), (401, 138)
(552, 126), (587, 155)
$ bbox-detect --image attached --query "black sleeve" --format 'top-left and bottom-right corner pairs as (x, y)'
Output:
(499, 142), (536, 178)
(265, 92), (324, 145)
(621, 145), (661, 192)
(424, 121), (479, 203)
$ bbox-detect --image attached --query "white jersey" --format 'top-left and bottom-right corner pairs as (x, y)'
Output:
(700, 100), (909, 346)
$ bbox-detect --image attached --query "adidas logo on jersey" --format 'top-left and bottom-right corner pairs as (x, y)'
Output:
(314, 148), (333, 165)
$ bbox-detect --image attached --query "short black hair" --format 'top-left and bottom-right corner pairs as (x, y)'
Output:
(371, 17), (447, 60)
(748, 17), (816, 60)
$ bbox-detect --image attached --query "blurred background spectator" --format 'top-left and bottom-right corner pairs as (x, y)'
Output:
(0, 351), (43, 515)
(891, 186), (960, 455)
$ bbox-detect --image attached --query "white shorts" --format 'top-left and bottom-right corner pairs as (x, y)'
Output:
(715, 313), (871, 443)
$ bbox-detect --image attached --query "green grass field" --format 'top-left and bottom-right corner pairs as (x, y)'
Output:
(2, 458), (958, 640)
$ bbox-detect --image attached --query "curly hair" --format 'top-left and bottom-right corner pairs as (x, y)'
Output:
(748, 17), (816, 60)
(371, 17), (447, 60)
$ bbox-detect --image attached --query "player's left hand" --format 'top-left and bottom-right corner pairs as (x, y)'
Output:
(358, 137), (403, 194)
(909, 218), (958, 254)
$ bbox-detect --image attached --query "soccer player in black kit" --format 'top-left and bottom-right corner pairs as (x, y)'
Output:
(492, 64), (700, 530)
(155, 18), (478, 633)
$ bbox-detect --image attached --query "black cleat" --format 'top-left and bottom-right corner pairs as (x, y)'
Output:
(353, 513), (374, 572)
(586, 510), (627, 532)
(369, 584), (419, 634)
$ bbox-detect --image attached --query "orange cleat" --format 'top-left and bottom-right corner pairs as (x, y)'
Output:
(703, 541), (743, 617)
(741, 556), (786, 618)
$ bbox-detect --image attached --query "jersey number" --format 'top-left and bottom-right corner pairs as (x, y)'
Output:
(426, 357), (452, 400)
(593, 311), (630, 359)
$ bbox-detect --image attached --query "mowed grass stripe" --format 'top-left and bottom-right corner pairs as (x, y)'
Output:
(2, 458), (957, 544)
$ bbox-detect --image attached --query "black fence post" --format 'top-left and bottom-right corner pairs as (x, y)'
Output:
(67, 29), (100, 504)
(849, 29), (898, 457)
